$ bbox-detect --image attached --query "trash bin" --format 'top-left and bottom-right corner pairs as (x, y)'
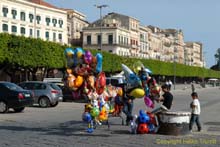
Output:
(157, 111), (190, 136)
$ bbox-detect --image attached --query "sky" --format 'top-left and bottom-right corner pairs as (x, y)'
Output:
(46, 0), (220, 68)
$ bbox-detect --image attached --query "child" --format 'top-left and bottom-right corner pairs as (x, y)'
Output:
(189, 92), (202, 132)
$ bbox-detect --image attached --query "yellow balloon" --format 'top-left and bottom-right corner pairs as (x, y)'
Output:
(77, 52), (83, 58)
(99, 106), (108, 121)
(133, 61), (144, 74)
(129, 88), (145, 98)
(74, 76), (84, 88)
(66, 68), (72, 74)
(66, 52), (74, 57)
(67, 74), (75, 88)
(117, 88), (123, 97)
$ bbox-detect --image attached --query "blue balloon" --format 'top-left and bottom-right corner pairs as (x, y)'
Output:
(138, 110), (150, 123)
(139, 109), (145, 116)
(148, 123), (155, 133)
(87, 128), (94, 133)
(144, 86), (150, 96)
(96, 53), (103, 73)
(74, 47), (85, 56)
(66, 58), (74, 68)
(64, 48), (74, 57)
(128, 74), (141, 88)
(82, 112), (92, 122)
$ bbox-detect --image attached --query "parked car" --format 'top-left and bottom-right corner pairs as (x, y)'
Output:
(106, 76), (126, 88)
(0, 81), (33, 113)
(43, 78), (64, 88)
(18, 81), (63, 107)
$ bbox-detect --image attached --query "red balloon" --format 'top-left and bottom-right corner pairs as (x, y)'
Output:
(137, 123), (149, 134)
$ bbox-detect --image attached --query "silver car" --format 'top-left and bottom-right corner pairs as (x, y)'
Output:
(19, 81), (63, 107)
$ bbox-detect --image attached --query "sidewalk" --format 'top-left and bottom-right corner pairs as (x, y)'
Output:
(171, 83), (218, 92)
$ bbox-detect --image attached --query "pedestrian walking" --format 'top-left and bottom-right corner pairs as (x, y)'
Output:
(168, 80), (172, 91)
(191, 82), (195, 93)
(189, 92), (202, 132)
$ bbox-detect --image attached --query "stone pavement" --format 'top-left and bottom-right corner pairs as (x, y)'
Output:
(0, 86), (220, 147)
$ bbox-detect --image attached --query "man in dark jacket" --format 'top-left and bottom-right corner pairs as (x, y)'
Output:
(152, 84), (173, 114)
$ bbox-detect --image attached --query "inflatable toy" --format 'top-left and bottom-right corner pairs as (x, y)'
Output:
(82, 112), (92, 122)
(74, 75), (84, 88)
(64, 48), (74, 57)
(144, 96), (154, 108)
(90, 107), (100, 118)
(137, 123), (149, 134)
(84, 50), (93, 64)
(95, 72), (106, 95)
(129, 88), (145, 98)
(96, 53), (103, 73)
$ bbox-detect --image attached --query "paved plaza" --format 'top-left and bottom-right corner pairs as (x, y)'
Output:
(0, 84), (220, 147)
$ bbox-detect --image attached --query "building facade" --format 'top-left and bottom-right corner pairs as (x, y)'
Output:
(66, 9), (89, 46)
(0, 0), (68, 44)
(83, 13), (133, 56)
(185, 42), (203, 67)
(139, 25), (150, 58)
(83, 16), (131, 56)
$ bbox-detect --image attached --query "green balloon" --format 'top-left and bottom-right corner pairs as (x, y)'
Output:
(90, 107), (100, 117)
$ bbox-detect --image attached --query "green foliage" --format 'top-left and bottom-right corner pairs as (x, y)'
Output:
(0, 33), (219, 78)
(0, 33), (66, 68)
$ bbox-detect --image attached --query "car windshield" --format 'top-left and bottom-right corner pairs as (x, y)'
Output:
(3, 82), (23, 91)
(48, 83), (61, 90)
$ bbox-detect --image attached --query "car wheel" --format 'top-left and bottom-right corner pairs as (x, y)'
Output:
(38, 97), (50, 108)
(0, 101), (8, 113)
(14, 107), (25, 112)
(50, 101), (58, 107)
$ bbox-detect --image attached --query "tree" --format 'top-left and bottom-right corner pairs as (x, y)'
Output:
(215, 48), (220, 70)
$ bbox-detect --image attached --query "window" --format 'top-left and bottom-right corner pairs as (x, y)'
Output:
(53, 32), (56, 41)
(2, 7), (8, 17)
(20, 12), (25, 21)
(46, 17), (50, 26)
(52, 18), (57, 27)
(45, 31), (49, 40)
(29, 14), (34, 23)
(37, 30), (40, 38)
(87, 35), (91, 45)
(97, 35), (101, 45)
(36, 15), (41, 24)
(58, 33), (62, 41)
(58, 20), (63, 28)
(118, 36), (120, 44)
(29, 29), (33, 36)
(21, 27), (25, 35)
(108, 35), (113, 45)
(11, 9), (17, 19)
(2, 24), (8, 32)
(11, 25), (17, 33)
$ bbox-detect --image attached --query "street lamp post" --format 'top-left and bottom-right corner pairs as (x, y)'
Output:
(109, 50), (113, 75)
(94, 4), (108, 50)
(173, 47), (177, 90)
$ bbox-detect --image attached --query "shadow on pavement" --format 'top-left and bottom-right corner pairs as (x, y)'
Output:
(0, 120), (111, 137)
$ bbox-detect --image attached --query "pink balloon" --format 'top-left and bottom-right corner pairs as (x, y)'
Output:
(84, 50), (92, 64)
(144, 96), (154, 108)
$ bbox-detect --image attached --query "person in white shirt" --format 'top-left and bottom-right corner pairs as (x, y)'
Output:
(189, 92), (202, 132)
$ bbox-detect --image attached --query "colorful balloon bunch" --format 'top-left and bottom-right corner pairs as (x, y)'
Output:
(82, 97), (110, 133)
(130, 110), (157, 134)
(121, 61), (160, 104)
(64, 48), (106, 99)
